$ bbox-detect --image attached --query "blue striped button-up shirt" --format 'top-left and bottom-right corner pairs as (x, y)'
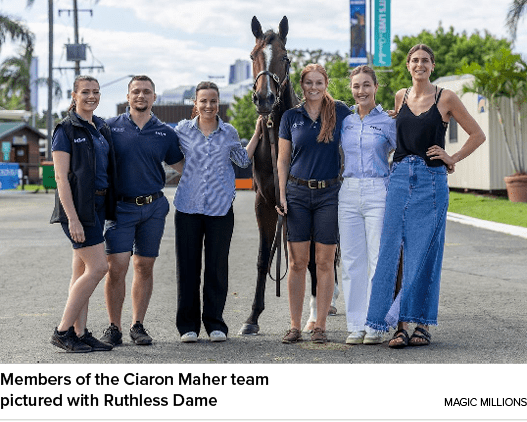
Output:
(174, 116), (251, 216)
(341, 105), (397, 179)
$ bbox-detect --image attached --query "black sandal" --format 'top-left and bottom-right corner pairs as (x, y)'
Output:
(408, 326), (431, 346)
(388, 329), (409, 349)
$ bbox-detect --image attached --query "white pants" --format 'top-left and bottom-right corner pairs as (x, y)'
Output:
(338, 177), (387, 332)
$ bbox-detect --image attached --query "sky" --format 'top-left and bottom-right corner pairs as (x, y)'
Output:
(1, 0), (526, 119)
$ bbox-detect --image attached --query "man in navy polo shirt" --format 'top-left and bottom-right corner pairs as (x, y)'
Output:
(101, 75), (184, 346)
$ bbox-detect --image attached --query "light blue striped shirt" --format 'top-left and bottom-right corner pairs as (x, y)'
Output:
(341, 105), (397, 178)
(174, 116), (251, 216)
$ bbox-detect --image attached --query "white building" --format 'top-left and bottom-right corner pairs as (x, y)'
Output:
(436, 74), (527, 191)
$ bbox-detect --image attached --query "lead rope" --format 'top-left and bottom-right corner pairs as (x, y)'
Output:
(265, 116), (288, 296)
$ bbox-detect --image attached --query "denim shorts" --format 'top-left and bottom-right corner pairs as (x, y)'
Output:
(62, 194), (106, 249)
(286, 180), (340, 244)
(104, 195), (170, 257)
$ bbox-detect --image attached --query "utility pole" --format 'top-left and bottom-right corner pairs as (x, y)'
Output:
(73, 0), (80, 76)
(46, 0), (53, 160)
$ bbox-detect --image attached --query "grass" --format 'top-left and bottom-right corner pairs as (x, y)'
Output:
(449, 191), (527, 228)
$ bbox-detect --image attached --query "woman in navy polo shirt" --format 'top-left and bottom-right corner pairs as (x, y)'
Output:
(50, 75), (117, 353)
(173, 81), (261, 343)
(277, 64), (351, 344)
(339, 65), (396, 345)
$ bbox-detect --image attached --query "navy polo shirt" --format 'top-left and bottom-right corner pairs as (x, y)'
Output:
(106, 110), (184, 198)
(279, 101), (351, 180)
(51, 113), (110, 190)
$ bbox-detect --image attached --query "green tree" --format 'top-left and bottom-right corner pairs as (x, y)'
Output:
(460, 48), (527, 175)
(227, 90), (258, 141)
(0, 36), (62, 111)
(375, 24), (512, 110)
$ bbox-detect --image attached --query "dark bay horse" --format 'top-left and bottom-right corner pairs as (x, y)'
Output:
(238, 16), (299, 335)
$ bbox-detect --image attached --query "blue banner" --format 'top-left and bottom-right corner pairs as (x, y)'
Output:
(350, 0), (367, 66)
(374, 0), (391, 66)
(0, 162), (20, 190)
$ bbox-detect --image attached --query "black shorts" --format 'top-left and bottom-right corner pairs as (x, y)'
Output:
(285, 180), (339, 245)
(61, 194), (106, 249)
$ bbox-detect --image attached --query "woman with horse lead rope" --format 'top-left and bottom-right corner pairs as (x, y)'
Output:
(339, 65), (396, 345)
(277, 63), (351, 344)
(174, 81), (261, 343)
(365, 44), (485, 348)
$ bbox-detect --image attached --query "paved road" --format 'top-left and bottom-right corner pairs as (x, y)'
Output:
(1, 187), (526, 364)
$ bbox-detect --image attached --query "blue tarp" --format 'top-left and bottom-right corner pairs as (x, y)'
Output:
(0, 163), (20, 190)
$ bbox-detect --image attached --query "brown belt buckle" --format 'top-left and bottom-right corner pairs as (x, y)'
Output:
(136, 195), (153, 206)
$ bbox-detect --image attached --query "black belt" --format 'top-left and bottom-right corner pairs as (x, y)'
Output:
(119, 191), (164, 206)
(288, 175), (340, 189)
(95, 189), (107, 196)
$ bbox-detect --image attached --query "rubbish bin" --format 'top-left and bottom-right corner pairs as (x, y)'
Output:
(41, 161), (56, 190)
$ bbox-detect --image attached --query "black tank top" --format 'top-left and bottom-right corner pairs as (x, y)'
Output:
(393, 86), (448, 167)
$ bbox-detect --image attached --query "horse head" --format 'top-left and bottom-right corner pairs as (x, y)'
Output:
(250, 16), (290, 116)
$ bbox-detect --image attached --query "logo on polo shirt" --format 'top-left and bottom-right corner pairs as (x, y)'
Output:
(155, 131), (167, 137)
(73, 137), (87, 143)
(344, 125), (354, 131)
(292, 121), (305, 129)
(370, 126), (382, 131)
(111, 127), (125, 132)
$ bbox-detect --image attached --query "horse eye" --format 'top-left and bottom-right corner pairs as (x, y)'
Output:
(250, 54), (254, 61)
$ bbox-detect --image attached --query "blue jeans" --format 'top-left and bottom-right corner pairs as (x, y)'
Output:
(366, 156), (449, 331)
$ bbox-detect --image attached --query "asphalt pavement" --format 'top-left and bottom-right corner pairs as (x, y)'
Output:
(1, 187), (526, 364)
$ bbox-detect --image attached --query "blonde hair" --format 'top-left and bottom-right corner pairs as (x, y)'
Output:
(300, 64), (335, 143)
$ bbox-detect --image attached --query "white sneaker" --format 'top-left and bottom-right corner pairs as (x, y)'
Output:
(363, 330), (384, 344)
(346, 331), (366, 344)
(209, 330), (227, 342)
(181, 331), (198, 343)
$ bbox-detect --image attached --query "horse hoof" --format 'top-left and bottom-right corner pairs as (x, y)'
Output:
(328, 306), (337, 316)
(238, 323), (259, 335)
(303, 321), (315, 333)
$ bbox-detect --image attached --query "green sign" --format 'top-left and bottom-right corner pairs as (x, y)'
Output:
(374, 0), (391, 67)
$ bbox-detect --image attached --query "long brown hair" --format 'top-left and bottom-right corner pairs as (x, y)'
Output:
(68, 75), (99, 112)
(300, 64), (335, 143)
(190, 81), (220, 119)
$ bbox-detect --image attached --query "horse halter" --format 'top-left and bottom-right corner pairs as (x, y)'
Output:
(252, 55), (291, 118)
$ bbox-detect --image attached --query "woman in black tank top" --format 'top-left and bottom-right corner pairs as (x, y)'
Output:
(365, 44), (485, 349)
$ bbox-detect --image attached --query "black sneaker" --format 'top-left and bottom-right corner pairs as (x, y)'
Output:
(130, 321), (152, 345)
(51, 326), (92, 353)
(80, 329), (113, 351)
(100, 323), (122, 346)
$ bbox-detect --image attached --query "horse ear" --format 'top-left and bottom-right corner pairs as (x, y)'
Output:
(278, 16), (288, 43)
(252, 16), (263, 39)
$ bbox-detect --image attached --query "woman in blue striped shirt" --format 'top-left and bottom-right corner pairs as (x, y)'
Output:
(339, 65), (396, 345)
(173, 81), (261, 343)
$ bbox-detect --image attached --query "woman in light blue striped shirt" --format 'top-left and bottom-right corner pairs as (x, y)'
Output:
(173, 81), (261, 343)
(339, 66), (396, 345)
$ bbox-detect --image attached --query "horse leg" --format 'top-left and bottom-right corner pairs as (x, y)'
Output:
(239, 194), (277, 335)
(304, 241), (317, 332)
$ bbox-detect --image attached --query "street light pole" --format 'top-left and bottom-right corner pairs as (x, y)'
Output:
(47, 0), (53, 161)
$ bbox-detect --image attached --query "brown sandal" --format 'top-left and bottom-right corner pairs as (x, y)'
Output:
(282, 328), (302, 344)
(311, 327), (328, 344)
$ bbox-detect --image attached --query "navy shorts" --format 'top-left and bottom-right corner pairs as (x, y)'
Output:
(62, 194), (106, 249)
(286, 180), (340, 245)
(104, 195), (170, 257)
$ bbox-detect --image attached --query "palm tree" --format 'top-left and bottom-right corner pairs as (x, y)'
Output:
(0, 14), (32, 52)
(506, 0), (527, 41)
(0, 37), (62, 111)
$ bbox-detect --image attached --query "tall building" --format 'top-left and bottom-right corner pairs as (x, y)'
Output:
(229, 60), (251, 85)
